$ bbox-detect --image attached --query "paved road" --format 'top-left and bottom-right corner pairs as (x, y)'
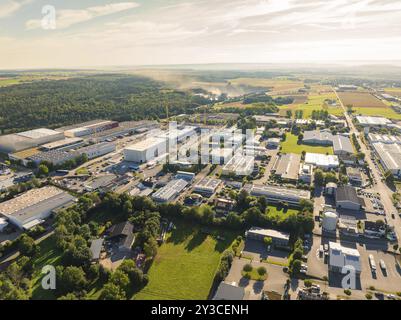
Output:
(333, 88), (401, 244)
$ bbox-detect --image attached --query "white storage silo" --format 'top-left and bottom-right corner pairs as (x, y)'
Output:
(322, 211), (338, 232)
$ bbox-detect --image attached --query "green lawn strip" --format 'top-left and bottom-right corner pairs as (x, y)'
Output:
(241, 269), (267, 281)
(280, 133), (333, 155)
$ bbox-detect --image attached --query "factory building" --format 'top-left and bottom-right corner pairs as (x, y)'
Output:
(299, 163), (314, 184)
(304, 153), (339, 170)
(29, 150), (80, 166)
(245, 227), (290, 248)
(193, 178), (221, 197)
(0, 186), (76, 230)
(355, 116), (392, 128)
(371, 142), (401, 177)
(332, 135), (354, 156)
(40, 137), (84, 151)
(272, 153), (301, 181)
(61, 120), (119, 138)
(346, 167), (363, 186)
(152, 179), (188, 203)
(249, 184), (310, 206)
(77, 142), (116, 160)
(329, 242), (361, 274)
(124, 137), (167, 163)
(303, 130), (333, 145)
(210, 148), (234, 165)
(0, 128), (65, 153)
(335, 185), (365, 211)
(367, 133), (401, 145)
(221, 153), (254, 176)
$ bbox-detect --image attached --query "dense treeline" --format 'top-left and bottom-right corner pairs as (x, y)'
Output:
(0, 74), (211, 133)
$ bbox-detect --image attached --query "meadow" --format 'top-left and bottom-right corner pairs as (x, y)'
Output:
(280, 133), (334, 155)
(134, 222), (237, 300)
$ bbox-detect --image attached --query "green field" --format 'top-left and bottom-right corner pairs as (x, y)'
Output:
(352, 107), (401, 120)
(134, 223), (237, 300)
(279, 93), (343, 118)
(280, 133), (334, 155)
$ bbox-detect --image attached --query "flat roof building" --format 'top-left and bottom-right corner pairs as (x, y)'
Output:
(249, 184), (310, 206)
(77, 142), (116, 160)
(222, 153), (254, 177)
(332, 135), (354, 155)
(299, 163), (314, 184)
(0, 186), (76, 230)
(0, 128), (65, 153)
(193, 178), (221, 196)
(368, 133), (401, 145)
(305, 153), (339, 170)
(273, 153), (301, 181)
(124, 137), (167, 163)
(152, 179), (188, 203)
(303, 130), (333, 145)
(40, 137), (84, 151)
(356, 116), (392, 127)
(335, 185), (365, 211)
(329, 241), (361, 274)
(245, 227), (290, 248)
(371, 142), (401, 177)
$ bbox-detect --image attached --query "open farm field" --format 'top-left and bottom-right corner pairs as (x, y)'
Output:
(337, 92), (387, 108)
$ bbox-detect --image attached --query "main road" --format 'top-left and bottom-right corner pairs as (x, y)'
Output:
(333, 88), (401, 245)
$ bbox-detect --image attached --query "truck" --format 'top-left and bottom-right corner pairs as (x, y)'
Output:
(369, 254), (376, 271)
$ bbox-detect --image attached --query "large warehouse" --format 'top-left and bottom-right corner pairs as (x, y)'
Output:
(355, 116), (392, 127)
(124, 137), (167, 163)
(371, 142), (401, 177)
(303, 130), (333, 145)
(0, 186), (76, 230)
(249, 184), (310, 206)
(60, 120), (119, 138)
(335, 185), (365, 211)
(304, 153), (339, 170)
(272, 153), (301, 181)
(0, 128), (65, 153)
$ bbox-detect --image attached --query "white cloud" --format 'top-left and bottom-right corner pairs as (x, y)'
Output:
(0, 0), (30, 18)
(26, 2), (140, 30)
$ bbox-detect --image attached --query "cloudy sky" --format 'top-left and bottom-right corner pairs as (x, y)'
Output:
(1, 0), (401, 69)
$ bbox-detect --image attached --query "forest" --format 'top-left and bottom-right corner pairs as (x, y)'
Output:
(0, 74), (211, 133)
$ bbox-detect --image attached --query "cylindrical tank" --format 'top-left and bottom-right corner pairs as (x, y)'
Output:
(322, 211), (338, 231)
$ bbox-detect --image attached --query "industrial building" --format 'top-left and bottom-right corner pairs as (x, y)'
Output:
(335, 185), (364, 211)
(210, 148), (234, 165)
(272, 153), (301, 181)
(193, 178), (221, 196)
(367, 133), (401, 145)
(245, 227), (290, 248)
(61, 120), (119, 138)
(77, 142), (116, 160)
(329, 242), (361, 274)
(157, 126), (197, 145)
(0, 128), (65, 153)
(0, 186), (76, 230)
(346, 167), (363, 186)
(152, 179), (188, 202)
(304, 153), (339, 170)
(249, 184), (310, 206)
(303, 130), (333, 145)
(299, 163), (313, 184)
(371, 142), (401, 177)
(124, 137), (167, 163)
(40, 137), (84, 151)
(266, 138), (280, 148)
(338, 215), (359, 237)
(332, 135), (354, 155)
(221, 153), (254, 176)
(355, 116), (392, 127)
(29, 149), (80, 166)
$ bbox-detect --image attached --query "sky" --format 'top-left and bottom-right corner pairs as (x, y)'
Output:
(1, 0), (401, 69)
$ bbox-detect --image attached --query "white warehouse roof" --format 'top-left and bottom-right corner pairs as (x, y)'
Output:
(305, 153), (339, 168)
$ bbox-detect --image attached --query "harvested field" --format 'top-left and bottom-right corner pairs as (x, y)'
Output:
(337, 92), (387, 108)
(229, 78), (304, 94)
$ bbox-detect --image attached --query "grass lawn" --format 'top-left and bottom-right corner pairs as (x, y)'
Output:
(280, 133), (333, 155)
(30, 236), (64, 300)
(134, 222), (238, 300)
(241, 269), (267, 281)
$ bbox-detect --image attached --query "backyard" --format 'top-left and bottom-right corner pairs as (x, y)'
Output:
(134, 222), (238, 300)
(280, 133), (334, 155)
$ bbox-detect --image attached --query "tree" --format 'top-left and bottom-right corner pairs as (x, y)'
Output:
(291, 259), (302, 274)
(263, 237), (273, 247)
(38, 164), (49, 176)
(99, 283), (126, 300)
(57, 266), (87, 295)
(257, 266), (267, 276)
(304, 279), (312, 287)
(243, 264), (253, 272)
(293, 248), (303, 260)
(110, 270), (130, 291)
(314, 169), (325, 186)
(143, 237), (158, 258)
(18, 235), (39, 257)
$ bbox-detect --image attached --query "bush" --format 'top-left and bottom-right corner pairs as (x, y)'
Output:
(243, 264), (253, 272)
(304, 279), (312, 288)
(369, 286), (375, 291)
(365, 293), (372, 300)
(344, 289), (352, 296)
(257, 266), (267, 276)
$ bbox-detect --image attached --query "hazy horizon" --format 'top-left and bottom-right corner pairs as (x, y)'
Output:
(2, 0), (401, 69)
